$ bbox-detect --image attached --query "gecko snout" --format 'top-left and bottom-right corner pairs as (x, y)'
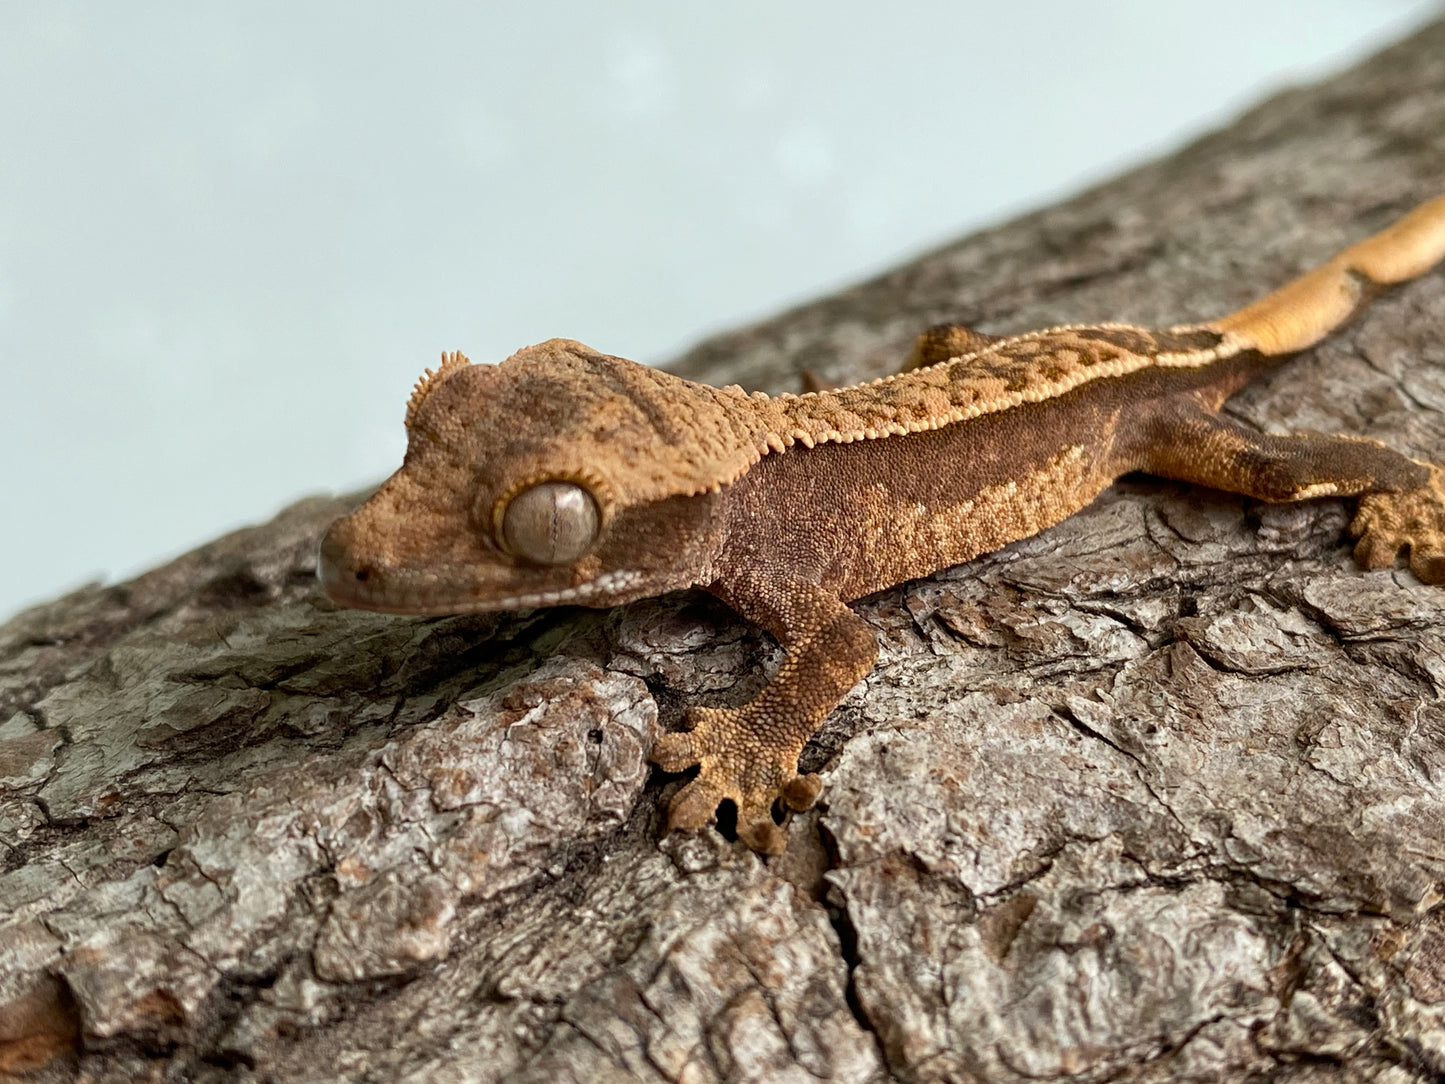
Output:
(316, 511), (502, 614)
(316, 517), (378, 605)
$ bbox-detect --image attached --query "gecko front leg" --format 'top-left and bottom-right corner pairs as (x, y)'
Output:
(651, 576), (878, 854)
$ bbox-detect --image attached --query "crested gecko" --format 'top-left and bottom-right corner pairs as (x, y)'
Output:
(320, 195), (1445, 854)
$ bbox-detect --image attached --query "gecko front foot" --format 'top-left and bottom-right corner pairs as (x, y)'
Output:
(1350, 463), (1445, 584)
(652, 705), (823, 855)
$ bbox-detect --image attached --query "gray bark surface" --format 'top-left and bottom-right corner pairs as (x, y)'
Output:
(4, 21), (1445, 1083)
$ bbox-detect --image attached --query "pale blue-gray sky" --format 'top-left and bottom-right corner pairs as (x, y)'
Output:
(1, 1), (1437, 619)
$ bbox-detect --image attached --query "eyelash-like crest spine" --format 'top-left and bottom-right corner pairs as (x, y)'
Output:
(404, 350), (472, 430)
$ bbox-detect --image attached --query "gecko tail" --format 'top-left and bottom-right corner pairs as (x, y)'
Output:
(1205, 193), (1445, 357)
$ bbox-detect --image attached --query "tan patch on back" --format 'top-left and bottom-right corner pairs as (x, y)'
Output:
(835, 444), (1104, 598)
(923, 444), (1100, 565)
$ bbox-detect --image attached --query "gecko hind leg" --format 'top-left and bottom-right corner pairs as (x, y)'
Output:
(903, 322), (1001, 371)
(804, 322), (1001, 393)
(1139, 402), (1445, 583)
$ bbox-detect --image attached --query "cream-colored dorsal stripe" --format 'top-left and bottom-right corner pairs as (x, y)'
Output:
(733, 194), (1445, 457)
(1209, 193), (1445, 356)
(735, 323), (1243, 456)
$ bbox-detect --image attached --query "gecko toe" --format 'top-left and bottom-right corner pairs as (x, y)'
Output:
(1410, 544), (1445, 585)
(1353, 532), (1400, 571)
(738, 815), (787, 856)
(1352, 464), (1445, 581)
(667, 776), (728, 832)
(652, 702), (816, 853)
(666, 773), (788, 854)
(782, 772), (823, 811)
(651, 731), (701, 773)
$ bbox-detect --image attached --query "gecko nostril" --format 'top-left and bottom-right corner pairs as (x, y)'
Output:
(316, 521), (381, 602)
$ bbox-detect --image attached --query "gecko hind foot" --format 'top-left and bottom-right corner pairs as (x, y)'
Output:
(652, 706), (821, 855)
(1350, 463), (1445, 584)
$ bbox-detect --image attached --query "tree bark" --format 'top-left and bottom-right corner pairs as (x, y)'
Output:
(5, 20), (1445, 1084)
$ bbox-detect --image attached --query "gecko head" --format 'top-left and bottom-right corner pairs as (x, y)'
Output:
(318, 339), (761, 615)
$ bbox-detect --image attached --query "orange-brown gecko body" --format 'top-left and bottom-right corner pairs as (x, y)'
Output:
(320, 195), (1445, 854)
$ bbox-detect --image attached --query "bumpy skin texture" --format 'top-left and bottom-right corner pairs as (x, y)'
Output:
(320, 195), (1445, 855)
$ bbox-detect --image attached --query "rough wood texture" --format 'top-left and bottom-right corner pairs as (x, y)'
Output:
(4, 21), (1445, 1083)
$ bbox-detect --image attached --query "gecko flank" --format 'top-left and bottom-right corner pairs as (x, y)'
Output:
(320, 195), (1445, 855)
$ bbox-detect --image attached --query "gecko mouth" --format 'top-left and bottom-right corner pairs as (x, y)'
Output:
(324, 565), (644, 614)
(316, 530), (644, 614)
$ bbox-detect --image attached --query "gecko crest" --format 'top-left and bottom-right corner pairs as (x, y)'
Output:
(405, 350), (472, 431)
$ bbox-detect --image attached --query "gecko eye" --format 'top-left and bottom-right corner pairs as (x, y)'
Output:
(499, 482), (601, 565)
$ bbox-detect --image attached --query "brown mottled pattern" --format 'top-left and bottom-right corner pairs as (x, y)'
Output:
(816, 444), (1102, 601)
